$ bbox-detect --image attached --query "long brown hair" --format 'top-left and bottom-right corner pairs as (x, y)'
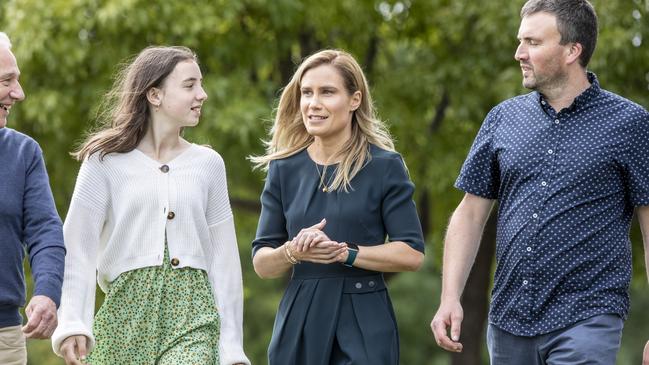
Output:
(73, 46), (197, 161)
(250, 49), (394, 192)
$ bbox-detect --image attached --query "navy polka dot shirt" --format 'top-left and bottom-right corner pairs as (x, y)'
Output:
(456, 72), (649, 336)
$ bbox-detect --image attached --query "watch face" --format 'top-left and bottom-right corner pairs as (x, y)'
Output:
(347, 243), (360, 251)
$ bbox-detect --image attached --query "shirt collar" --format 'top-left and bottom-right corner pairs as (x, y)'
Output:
(537, 71), (601, 111)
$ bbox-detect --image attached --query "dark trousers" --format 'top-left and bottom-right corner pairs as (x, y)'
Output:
(487, 314), (623, 365)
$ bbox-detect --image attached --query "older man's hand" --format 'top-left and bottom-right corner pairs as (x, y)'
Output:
(22, 295), (57, 339)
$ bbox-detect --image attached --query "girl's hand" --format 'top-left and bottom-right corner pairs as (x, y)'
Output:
(60, 335), (89, 365)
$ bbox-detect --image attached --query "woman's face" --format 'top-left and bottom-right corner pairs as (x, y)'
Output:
(155, 60), (207, 128)
(300, 64), (360, 142)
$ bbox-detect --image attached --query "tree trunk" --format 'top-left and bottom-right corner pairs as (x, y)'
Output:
(450, 210), (497, 365)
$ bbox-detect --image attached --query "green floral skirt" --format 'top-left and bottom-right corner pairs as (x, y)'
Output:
(87, 244), (220, 365)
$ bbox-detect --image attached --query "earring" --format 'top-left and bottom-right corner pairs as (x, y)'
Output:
(154, 104), (160, 112)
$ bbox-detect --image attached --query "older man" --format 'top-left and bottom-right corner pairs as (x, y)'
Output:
(0, 32), (65, 365)
(431, 1), (649, 364)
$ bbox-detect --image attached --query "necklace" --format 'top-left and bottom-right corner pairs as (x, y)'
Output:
(315, 164), (333, 193)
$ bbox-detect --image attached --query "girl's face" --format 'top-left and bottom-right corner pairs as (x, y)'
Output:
(300, 64), (361, 143)
(155, 60), (207, 128)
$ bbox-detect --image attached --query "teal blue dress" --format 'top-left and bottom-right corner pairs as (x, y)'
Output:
(252, 145), (425, 365)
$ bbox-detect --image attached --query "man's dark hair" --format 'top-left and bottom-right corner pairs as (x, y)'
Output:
(521, 0), (598, 67)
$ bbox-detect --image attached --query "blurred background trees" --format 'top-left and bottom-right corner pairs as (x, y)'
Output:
(1, 0), (647, 363)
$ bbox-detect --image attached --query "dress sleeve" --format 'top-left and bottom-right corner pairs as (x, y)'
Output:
(624, 110), (649, 206)
(52, 155), (108, 356)
(252, 160), (288, 256)
(204, 153), (250, 365)
(381, 155), (425, 253)
(455, 106), (501, 199)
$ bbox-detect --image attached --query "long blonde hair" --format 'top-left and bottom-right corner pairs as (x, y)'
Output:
(250, 49), (394, 192)
(73, 46), (197, 161)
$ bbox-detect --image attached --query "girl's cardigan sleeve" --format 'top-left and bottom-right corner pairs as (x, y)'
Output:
(204, 153), (250, 365)
(52, 155), (108, 356)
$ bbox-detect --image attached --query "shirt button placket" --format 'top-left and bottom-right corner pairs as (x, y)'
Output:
(532, 107), (553, 318)
(537, 114), (558, 231)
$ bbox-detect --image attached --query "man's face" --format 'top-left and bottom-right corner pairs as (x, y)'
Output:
(0, 47), (25, 128)
(514, 12), (571, 92)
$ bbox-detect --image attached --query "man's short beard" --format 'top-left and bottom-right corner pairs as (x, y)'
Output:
(524, 70), (568, 95)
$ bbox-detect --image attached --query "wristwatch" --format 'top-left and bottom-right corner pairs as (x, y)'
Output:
(343, 243), (359, 267)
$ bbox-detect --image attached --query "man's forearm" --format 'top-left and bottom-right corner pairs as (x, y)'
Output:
(441, 215), (486, 300)
(441, 194), (494, 301)
(637, 206), (649, 283)
(644, 240), (649, 284)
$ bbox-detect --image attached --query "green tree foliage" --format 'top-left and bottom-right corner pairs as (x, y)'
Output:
(2, 0), (648, 363)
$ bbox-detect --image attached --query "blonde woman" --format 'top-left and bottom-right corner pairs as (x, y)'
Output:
(52, 46), (249, 365)
(250, 49), (425, 365)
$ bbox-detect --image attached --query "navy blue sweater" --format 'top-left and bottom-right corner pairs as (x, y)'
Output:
(0, 127), (65, 327)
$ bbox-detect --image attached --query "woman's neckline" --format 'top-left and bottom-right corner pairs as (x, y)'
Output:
(305, 145), (342, 167)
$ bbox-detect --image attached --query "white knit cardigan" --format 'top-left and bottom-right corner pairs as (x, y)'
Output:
(51, 144), (250, 365)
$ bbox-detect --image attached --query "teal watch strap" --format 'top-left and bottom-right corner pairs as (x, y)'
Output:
(343, 243), (359, 267)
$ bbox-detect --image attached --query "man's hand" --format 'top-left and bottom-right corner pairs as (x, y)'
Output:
(22, 295), (57, 339)
(431, 299), (464, 353)
(60, 335), (89, 365)
(642, 340), (649, 365)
